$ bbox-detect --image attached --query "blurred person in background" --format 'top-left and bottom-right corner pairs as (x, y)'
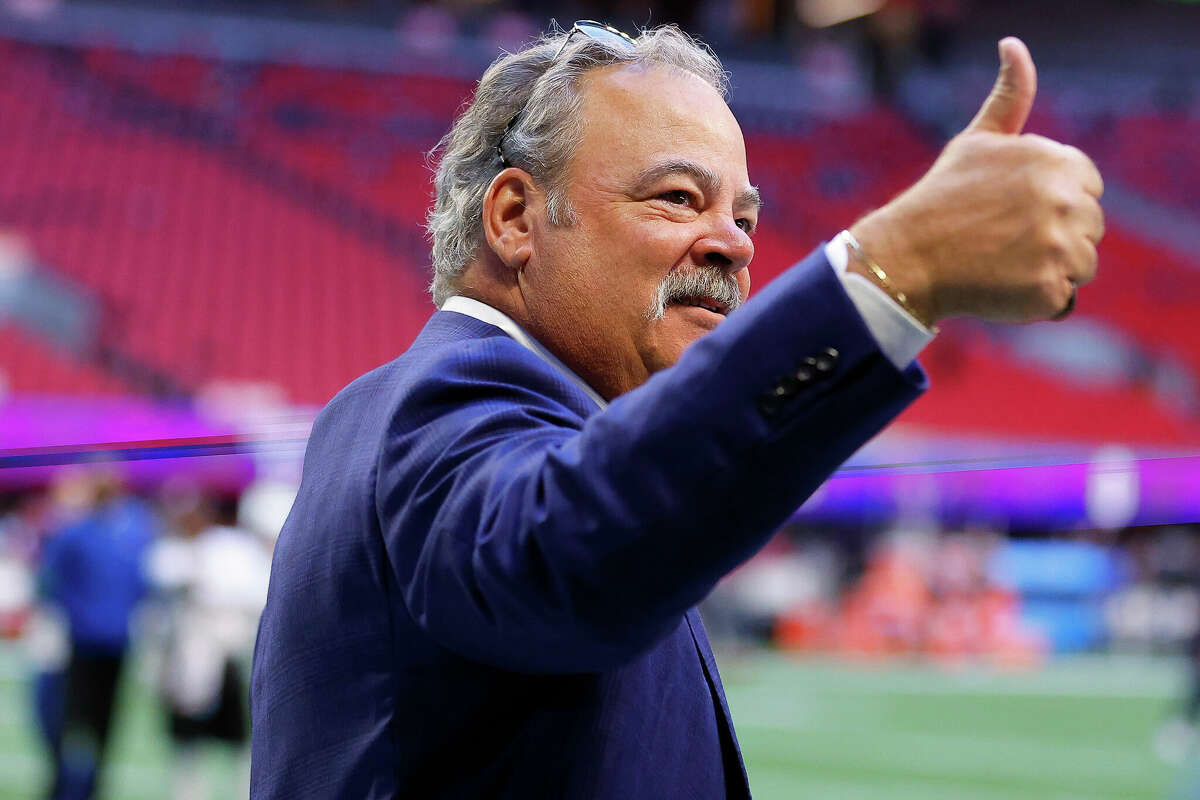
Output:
(861, 0), (966, 101)
(36, 468), (157, 800)
(252, 20), (1102, 799)
(17, 471), (101, 798)
(147, 488), (271, 800)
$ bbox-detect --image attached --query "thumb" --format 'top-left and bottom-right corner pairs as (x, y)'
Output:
(966, 37), (1037, 135)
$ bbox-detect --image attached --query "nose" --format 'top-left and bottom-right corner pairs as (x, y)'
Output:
(693, 215), (754, 275)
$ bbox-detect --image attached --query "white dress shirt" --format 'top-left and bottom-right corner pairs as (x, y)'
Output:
(442, 295), (610, 409)
(825, 231), (934, 368)
(442, 234), (934, 410)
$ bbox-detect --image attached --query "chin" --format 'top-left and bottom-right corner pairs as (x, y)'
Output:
(645, 335), (705, 374)
(643, 306), (727, 373)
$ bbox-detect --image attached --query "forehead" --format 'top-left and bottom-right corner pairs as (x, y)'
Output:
(570, 64), (750, 190)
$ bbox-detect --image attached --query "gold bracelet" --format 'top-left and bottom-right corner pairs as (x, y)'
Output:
(842, 231), (939, 333)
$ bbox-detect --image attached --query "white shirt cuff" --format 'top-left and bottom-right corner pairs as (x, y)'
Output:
(824, 232), (934, 369)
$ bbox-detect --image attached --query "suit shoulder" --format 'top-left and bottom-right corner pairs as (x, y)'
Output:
(311, 312), (591, 446)
(387, 329), (595, 436)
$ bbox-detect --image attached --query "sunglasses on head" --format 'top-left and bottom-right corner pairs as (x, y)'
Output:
(496, 20), (637, 169)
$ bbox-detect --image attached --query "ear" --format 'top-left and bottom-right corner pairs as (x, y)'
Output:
(482, 167), (540, 273)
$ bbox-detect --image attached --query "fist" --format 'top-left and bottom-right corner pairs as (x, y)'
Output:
(850, 37), (1105, 324)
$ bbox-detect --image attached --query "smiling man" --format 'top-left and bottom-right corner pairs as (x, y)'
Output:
(251, 22), (1102, 799)
(468, 62), (758, 400)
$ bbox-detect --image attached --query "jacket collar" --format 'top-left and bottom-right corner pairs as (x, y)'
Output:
(441, 296), (608, 410)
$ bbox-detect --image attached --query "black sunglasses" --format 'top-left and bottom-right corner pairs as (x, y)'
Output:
(495, 20), (637, 168)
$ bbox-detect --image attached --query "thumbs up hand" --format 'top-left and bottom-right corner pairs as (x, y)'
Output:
(847, 38), (1105, 324)
(967, 36), (1038, 135)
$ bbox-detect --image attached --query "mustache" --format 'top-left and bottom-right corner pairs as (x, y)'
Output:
(645, 267), (744, 322)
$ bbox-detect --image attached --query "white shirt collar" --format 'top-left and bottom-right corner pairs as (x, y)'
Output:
(441, 296), (608, 410)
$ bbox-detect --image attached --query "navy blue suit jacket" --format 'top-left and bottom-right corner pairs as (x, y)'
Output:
(251, 248), (926, 798)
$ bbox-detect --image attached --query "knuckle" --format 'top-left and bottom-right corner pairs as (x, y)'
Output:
(1037, 229), (1068, 262)
(1038, 268), (1062, 298)
(1058, 143), (1085, 163)
(1050, 187), (1076, 218)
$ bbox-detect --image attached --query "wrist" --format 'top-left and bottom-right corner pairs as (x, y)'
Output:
(847, 215), (939, 326)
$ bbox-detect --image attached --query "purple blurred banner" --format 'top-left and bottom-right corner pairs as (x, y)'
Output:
(4, 394), (1198, 527)
(796, 429), (1200, 529)
(0, 394), (256, 490)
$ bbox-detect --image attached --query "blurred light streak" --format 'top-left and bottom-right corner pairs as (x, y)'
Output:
(0, 436), (290, 468)
(2, 435), (1198, 478)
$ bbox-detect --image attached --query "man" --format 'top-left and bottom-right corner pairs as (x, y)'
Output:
(251, 23), (1103, 798)
(38, 471), (156, 800)
(147, 492), (269, 800)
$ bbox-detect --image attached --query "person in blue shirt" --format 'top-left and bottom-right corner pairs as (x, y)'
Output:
(38, 470), (157, 800)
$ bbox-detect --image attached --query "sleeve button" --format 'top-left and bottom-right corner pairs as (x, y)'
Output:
(777, 375), (800, 395)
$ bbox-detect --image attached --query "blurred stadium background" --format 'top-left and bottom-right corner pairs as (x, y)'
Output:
(0, 0), (1198, 797)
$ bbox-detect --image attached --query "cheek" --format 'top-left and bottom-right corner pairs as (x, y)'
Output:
(589, 213), (698, 318)
(617, 245), (682, 312)
(737, 269), (751, 299)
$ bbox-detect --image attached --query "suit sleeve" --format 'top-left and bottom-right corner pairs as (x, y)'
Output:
(375, 248), (927, 673)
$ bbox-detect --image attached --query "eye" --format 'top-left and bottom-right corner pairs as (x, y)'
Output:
(736, 218), (755, 234)
(658, 190), (694, 206)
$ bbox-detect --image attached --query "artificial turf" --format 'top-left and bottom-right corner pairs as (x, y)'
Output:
(0, 645), (1184, 799)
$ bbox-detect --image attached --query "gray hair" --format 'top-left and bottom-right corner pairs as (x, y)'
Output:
(426, 24), (728, 307)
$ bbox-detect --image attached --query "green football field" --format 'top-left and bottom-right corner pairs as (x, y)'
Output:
(0, 644), (1189, 799)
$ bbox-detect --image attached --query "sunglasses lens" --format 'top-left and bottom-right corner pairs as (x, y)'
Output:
(573, 21), (635, 50)
(501, 21), (635, 167)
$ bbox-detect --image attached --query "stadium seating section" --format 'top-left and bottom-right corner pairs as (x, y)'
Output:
(2, 38), (1199, 446)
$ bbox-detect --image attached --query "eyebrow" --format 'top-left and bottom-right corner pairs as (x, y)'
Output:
(629, 159), (763, 216)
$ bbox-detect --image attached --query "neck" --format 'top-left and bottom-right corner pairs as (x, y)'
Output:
(455, 258), (526, 320)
